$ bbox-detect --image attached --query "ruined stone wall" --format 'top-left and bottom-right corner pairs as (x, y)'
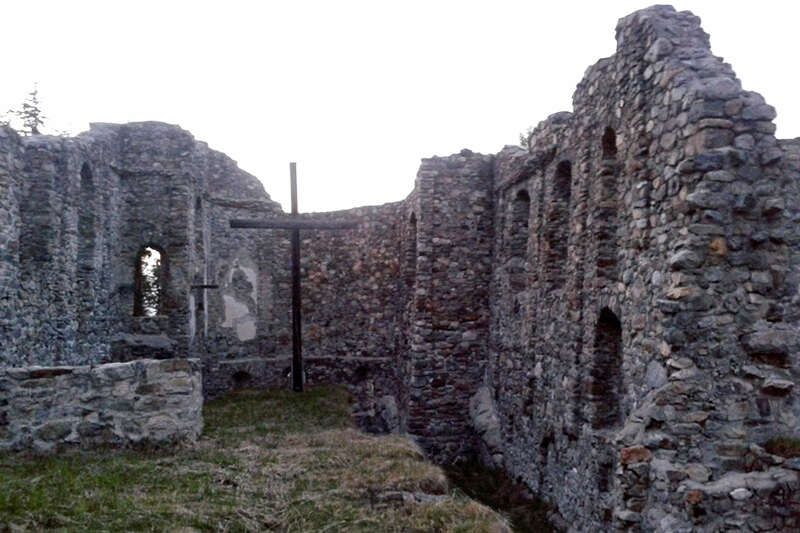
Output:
(0, 119), (404, 423)
(185, 146), (292, 397)
(1, 5), (799, 529)
(484, 6), (800, 531)
(1, 132), (126, 367)
(407, 152), (495, 461)
(112, 124), (197, 356)
(0, 128), (23, 364)
(291, 154), (495, 450)
(200, 195), (289, 395)
(296, 203), (408, 431)
(196, 146), (285, 354)
(204, 200), (411, 431)
(0, 358), (202, 452)
(0, 122), (285, 376)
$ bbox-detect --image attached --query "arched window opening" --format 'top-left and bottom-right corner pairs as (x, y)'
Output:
(405, 213), (418, 287)
(602, 127), (618, 161)
(597, 128), (620, 281)
(590, 308), (623, 429)
(80, 162), (94, 190)
(134, 246), (165, 317)
(554, 161), (572, 201)
(76, 162), (97, 335)
(509, 190), (530, 259)
(77, 163), (96, 270)
(545, 161), (572, 286)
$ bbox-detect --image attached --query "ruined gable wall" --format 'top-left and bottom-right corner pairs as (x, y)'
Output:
(487, 5), (800, 531)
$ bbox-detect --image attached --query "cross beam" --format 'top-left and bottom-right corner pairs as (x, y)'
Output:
(230, 218), (357, 231)
(229, 162), (357, 392)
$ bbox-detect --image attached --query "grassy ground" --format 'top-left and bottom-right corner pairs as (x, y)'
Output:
(0, 386), (509, 532)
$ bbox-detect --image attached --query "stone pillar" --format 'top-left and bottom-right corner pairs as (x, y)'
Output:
(406, 149), (494, 462)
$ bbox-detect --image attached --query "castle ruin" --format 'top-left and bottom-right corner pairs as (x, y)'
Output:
(1, 5), (798, 531)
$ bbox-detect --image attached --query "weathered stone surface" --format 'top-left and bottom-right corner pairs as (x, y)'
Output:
(761, 377), (794, 395)
(376, 395), (400, 434)
(621, 446), (653, 465)
(469, 386), (503, 465)
(668, 250), (702, 270)
(684, 469), (798, 498)
(742, 326), (795, 358)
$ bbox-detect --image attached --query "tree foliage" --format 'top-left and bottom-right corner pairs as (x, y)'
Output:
(519, 126), (534, 151)
(2, 85), (47, 135)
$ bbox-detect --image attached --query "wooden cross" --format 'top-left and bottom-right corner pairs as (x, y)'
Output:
(230, 162), (358, 392)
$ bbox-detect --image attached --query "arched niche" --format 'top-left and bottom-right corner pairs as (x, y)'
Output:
(590, 307), (623, 429)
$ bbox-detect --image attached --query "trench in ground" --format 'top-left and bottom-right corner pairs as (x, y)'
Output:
(444, 459), (556, 532)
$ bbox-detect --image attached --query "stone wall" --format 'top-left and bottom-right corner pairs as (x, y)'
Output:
(0, 4), (799, 531)
(405, 152), (495, 461)
(484, 6), (800, 531)
(0, 128), (23, 361)
(0, 119), (405, 428)
(203, 201), (409, 431)
(0, 358), (202, 452)
(0, 122), (289, 373)
(297, 203), (408, 430)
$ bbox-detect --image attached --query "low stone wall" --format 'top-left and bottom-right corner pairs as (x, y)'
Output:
(0, 358), (202, 452)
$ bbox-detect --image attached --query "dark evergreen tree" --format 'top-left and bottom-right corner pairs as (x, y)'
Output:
(3, 85), (46, 135)
(16, 86), (45, 135)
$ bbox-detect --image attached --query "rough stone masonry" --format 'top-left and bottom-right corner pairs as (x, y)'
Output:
(0, 5), (798, 532)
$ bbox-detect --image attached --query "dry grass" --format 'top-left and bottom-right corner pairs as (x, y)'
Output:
(0, 386), (509, 532)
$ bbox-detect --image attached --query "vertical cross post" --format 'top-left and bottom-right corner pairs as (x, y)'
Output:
(289, 162), (304, 392)
(229, 163), (357, 393)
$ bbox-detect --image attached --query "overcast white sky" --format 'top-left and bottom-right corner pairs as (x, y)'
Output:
(2, 1), (798, 212)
